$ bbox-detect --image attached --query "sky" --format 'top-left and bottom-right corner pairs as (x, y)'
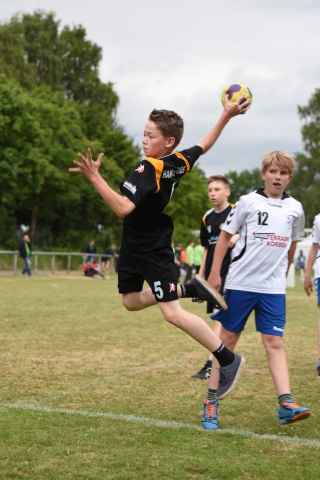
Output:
(2, 0), (320, 176)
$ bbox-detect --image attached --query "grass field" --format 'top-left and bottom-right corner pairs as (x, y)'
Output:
(0, 273), (319, 479)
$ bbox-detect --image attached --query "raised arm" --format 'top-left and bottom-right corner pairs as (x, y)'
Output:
(69, 148), (136, 218)
(197, 96), (249, 154)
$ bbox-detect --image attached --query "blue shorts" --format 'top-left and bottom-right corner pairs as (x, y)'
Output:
(315, 278), (320, 307)
(211, 289), (286, 336)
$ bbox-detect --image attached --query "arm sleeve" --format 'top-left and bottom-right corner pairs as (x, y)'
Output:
(312, 216), (320, 244)
(200, 215), (209, 247)
(119, 160), (157, 207)
(178, 145), (203, 171)
(222, 197), (248, 235)
(291, 204), (305, 241)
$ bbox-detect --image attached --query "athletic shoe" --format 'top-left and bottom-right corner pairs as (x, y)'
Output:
(190, 274), (227, 310)
(317, 362), (320, 378)
(202, 399), (219, 430)
(278, 400), (311, 425)
(191, 362), (212, 379)
(216, 354), (245, 400)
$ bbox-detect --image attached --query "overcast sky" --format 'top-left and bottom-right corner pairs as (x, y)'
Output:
(2, 0), (320, 176)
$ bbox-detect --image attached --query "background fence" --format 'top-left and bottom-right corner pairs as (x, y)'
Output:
(0, 251), (116, 275)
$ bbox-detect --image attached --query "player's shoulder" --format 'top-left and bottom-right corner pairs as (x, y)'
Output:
(203, 207), (216, 218)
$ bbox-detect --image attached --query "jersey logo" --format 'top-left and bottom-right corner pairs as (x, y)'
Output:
(226, 211), (235, 225)
(287, 215), (294, 226)
(169, 283), (176, 292)
(123, 181), (137, 195)
(135, 164), (144, 173)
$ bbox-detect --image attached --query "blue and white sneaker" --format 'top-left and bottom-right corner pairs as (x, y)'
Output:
(202, 399), (219, 430)
(278, 400), (311, 425)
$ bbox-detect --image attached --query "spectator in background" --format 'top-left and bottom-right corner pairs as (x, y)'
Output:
(83, 259), (104, 279)
(101, 244), (116, 272)
(297, 250), (306, 282)
(85, 239), (97, 261)
(194, 238), (204, 274)
(17, 234), (32, 276)
(184, 240), (195, 283)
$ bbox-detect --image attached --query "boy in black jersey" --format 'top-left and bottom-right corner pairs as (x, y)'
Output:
(191, 175), (238, 379)
(69, 96), (249, 423)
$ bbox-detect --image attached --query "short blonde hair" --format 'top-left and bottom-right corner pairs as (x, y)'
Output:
(262, 151), (296, 175)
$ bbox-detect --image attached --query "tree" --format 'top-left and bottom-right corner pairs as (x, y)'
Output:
(225, 168), (263, 204)
(290, 88), (320, 226)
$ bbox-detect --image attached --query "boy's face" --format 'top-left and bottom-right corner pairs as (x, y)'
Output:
(142, 121), (175, 159)
(208, 181), (230, 207)
(260, 163), (292, 199)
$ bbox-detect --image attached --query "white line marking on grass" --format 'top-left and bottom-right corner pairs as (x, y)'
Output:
(1, 402), (319, 449)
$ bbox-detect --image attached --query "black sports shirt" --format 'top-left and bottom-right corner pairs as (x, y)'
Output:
(120, 146), (203, 251)
(200, 205), (233, 281)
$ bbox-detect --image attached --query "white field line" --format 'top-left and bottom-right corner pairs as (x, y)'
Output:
(1, 402), (319, 449)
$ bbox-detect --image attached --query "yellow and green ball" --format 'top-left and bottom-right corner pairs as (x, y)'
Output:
(221, 83), (253, 106)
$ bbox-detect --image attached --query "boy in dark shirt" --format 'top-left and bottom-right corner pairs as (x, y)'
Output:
(69, 96), (249, 424)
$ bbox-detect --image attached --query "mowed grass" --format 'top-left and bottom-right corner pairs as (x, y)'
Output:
(0, 274), (319, 479)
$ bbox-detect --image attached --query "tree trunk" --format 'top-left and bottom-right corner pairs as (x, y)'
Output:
(30, 197), (39, 246)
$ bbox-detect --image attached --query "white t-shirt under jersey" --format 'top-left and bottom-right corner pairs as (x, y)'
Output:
(311, 214), (320, 279)
(222, 188), (305, 294)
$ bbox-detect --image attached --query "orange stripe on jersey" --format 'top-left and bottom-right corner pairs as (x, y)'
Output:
(174, 152), (190, 174)
(202, 214), (207, 227)
(145, 157), (164, 193)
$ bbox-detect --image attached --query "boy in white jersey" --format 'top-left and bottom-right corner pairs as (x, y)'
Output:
(201, 151), (311, 429)
(304, 214), (320, 377)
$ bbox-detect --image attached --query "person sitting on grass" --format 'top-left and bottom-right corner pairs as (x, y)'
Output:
(69, 95), (249, 424)
(204, 151), (311, 430)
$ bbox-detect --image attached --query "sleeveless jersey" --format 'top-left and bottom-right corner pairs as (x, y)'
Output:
(222, 188), (305, 294)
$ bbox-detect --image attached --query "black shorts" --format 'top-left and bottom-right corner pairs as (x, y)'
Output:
(118, 236), (179, 302)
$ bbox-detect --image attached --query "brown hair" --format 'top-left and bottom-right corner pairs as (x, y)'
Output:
(148, 109), (184, 149)
(262, 151), (296, 175)
(207, 174), (230, 188)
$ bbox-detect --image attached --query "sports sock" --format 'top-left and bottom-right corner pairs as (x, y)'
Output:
(179, 283), (198, 298)
(278, 393), (293, 406)
(212, 343), (235, 367)
(205, 359), (212, 367)
(206, 389), (217, 400)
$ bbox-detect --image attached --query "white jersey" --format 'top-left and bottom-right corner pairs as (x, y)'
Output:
(311, 214), (320, 278)
(223, 188), (305, 294)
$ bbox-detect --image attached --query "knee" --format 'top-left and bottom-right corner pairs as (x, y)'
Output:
(263, 335), (284, 351)
(122, 296), (138, 312)
(161, 310), (180, 327)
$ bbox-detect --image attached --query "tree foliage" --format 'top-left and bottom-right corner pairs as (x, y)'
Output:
(290, 88), (320, 226)
(0, 11), (140, 249)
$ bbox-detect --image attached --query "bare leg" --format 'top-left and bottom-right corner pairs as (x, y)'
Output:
(261, 334), (290, 395)
(122, 286), (184, 311)
(158, 300), (224, 352)
(209, 328), (241, 390)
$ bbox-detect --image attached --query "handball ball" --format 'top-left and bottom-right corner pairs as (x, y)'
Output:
(221, 83), (253, 106)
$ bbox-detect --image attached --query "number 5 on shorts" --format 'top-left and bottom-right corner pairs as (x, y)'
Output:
(154, 281), (163, 300)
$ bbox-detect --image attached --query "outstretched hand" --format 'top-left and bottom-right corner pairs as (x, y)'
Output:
(223, 94), (250, 118)
(69, 148), (104, 181)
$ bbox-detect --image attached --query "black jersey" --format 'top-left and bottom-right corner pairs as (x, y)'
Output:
(200, 204), (233, 281)
(120, 146), (202, 251)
